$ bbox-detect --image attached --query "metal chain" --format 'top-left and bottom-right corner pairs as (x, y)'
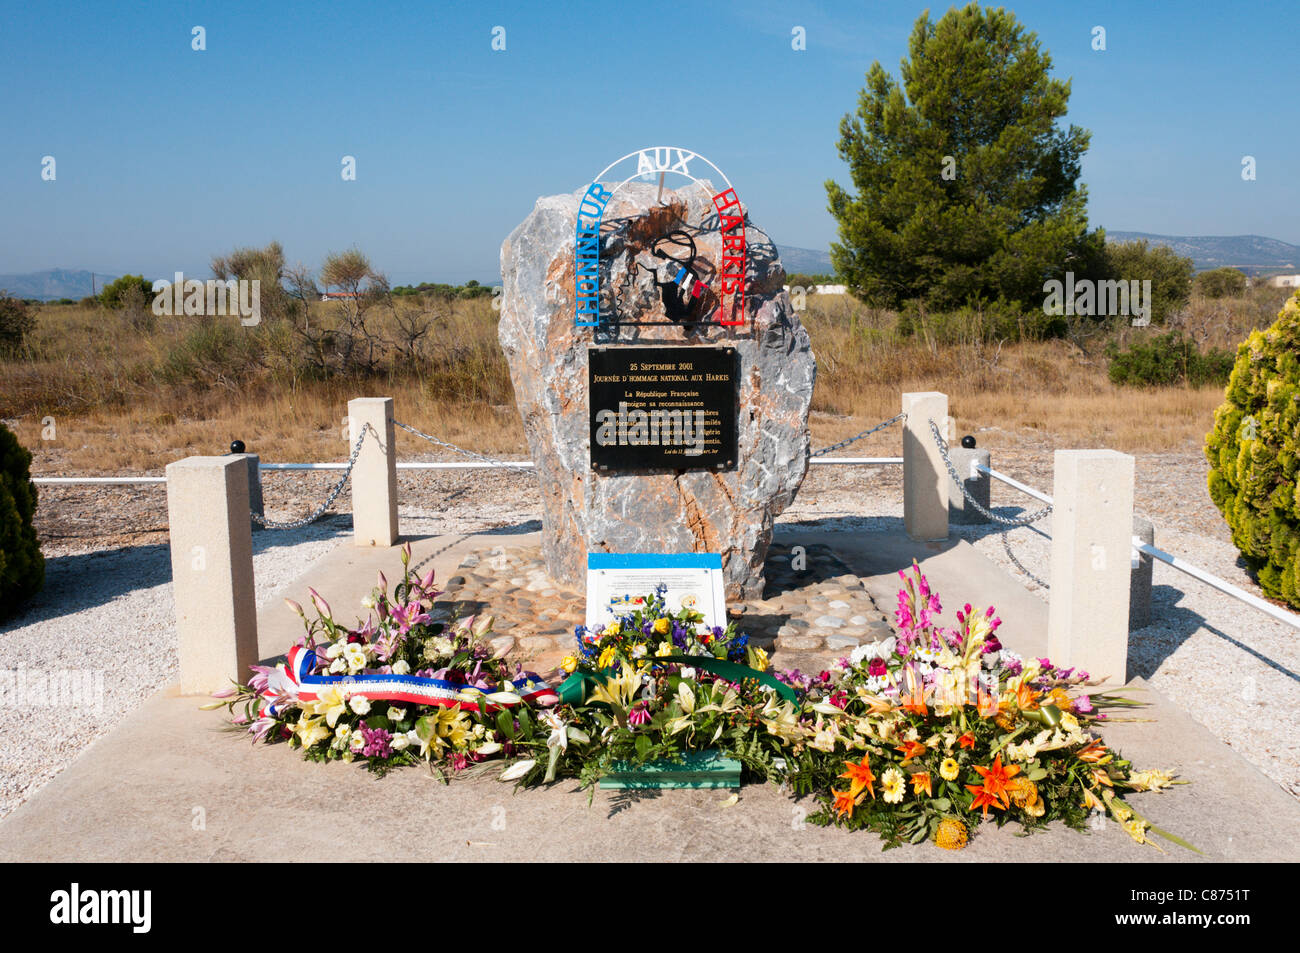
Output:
(250, 424), (376, 529)
(392, 420), (535, 473)
(928, 418), (1052, 528)
(811, 412), (906, 457)
(1002, 531), (1050, 589)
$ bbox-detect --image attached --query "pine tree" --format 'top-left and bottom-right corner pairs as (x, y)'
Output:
(826, 4), (1093, 311)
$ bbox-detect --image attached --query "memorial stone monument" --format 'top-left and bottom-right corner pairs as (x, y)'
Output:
(498, 148), (816, 600)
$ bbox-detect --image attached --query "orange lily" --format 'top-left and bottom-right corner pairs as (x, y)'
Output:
(957, 732), (976, 750)
(900, 683), (930, 716)
(1077, 739), (1110, 764)
(966, 783), (1003, 816)
(831, 788), (856, 819)
(971, 755), (1021, 807)
(839, 755), (876, 800)
(1014, 682), (1040, 711)
(1091, 767), (1115, 788)
(895, 740), (927, 763)
(910, 772), (933, 797)
(977, 686), (998, 717)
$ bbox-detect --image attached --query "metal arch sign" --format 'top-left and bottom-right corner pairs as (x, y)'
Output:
(574, 146), (747, 330)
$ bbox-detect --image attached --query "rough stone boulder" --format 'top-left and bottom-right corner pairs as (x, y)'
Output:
(498, 181), (815, 600)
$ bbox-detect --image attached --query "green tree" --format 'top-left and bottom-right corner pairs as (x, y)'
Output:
(826, 3), (1092, 311)
(1194, 266), (1248, 299)
(98, 274), (153, 310)
(1102, 240), (1193, 324)
(0, 423), (44, 618)
(1205, 291), (1300, 608)
(0, 292), (36, 356)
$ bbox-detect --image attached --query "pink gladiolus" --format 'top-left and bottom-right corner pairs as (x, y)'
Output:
(1073, 695), (1094, 714)
(377, 570), (387, 592)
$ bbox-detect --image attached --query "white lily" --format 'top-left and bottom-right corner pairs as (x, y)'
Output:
(499, 759), (536, 782)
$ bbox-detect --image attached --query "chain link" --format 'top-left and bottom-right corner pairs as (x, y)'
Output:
(250, 423), (376, 530)
(810, 413), (906, 457)
(392, 420), (535, 473)
(928, 418), (1052, 528)
(1002, 531), (1050, 589)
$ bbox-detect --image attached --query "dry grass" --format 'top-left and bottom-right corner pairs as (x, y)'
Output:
(1, 289), (1284, 474)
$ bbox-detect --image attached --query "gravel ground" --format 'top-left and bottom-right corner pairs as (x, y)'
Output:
(3, 438), (1296, 821)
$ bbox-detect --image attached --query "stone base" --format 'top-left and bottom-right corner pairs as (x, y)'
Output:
(433, 542), (895, 676)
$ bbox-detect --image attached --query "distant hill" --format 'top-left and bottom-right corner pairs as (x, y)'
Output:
(1105, 232), (1300, 275)
(0, 269), (116, 300)
(777, 245), (834, 275)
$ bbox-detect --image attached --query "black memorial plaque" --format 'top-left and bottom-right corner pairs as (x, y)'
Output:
(589, 346), (738, 472)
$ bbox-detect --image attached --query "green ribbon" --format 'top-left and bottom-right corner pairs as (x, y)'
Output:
(1022, 703), (1063, 728)
(557, 655), (798, 706)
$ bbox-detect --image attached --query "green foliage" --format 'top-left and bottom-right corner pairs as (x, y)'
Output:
(1106, 331), (1234, 387)
(212, 240), (293, 322)
(98, 274), (153, 310)
(1194, 267), (1248, 299)
(826, 3), (1092, 311)
(392, 280), (496, 300)
(1101, 240), (1193, 324)
(0, 292), (37, 356)
(1205, 291), (1300, 608)
(0, 423), (44, 619)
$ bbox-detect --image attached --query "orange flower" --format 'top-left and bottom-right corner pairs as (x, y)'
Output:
(895, 740), (928, 763)
(831, 788), (856, 818)
(971, 755), (1021, 807)
(1091, 767), (1115, 788)
(910, 772), (933, 797)
(1077, 739), (1110, 764)
(966, 783), (1003, 816)
(900, 683), (930, 716)
(977, 686), (999, 717)
(957, 732), (976, 749)
(839, 755), (876, 800)
(1014, 682), (1040, 711)
(1049, 688), (1072, 710)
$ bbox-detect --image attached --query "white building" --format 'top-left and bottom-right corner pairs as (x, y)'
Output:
(1267, 274), (1300, 288)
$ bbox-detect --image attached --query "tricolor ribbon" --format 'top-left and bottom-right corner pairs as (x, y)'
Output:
(259, 645), (558, 716)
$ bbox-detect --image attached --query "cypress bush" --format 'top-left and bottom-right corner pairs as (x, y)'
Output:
(1205, 290), (1300, 608)
(0, 422), (44, 619)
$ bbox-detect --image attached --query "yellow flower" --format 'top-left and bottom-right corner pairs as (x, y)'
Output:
(1128, 769), (1176, 792)
(881, 768), (906, 804)
(597, 645), (617, 669)
(293, 713), (331, 748)
(934, 818), (968, 850)
(750, 647), (769, 672)
(1025, 799), (1046, 818)
(603, 621), (621, 637)
(939, 757), (960, 781)
(656, 641), (675, 657)
(1122, 817), (1148, 845)
(437, 707), (472, 749)
(1007, 777), (1040, 809)
(560, 656), (578, 674)
(652, 617), (670, 635)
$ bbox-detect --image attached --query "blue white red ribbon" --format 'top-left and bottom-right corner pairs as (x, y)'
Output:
(259, 645), (558, 716)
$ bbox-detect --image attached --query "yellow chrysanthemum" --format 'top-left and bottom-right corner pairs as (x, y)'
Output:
(939, 757), (960, 781)
(881, 768), (906, 804)
(994, 712), (1016, 732)
(1007, 777), (1040, 808)
(934, 818), (968, 850)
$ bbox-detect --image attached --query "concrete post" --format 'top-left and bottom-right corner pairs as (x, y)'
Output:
(165, 456), (259, 695)
(233, 453), (263, 530)
(902, 392), (949, 542)
(348, 397), (399, 547)
(947, 446), (991, 525)
(1130, 516), (1155, 631)
(1047, 450), (1135, 683)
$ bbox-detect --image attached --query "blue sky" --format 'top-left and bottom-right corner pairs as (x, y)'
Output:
(2, 0), (1296, 283)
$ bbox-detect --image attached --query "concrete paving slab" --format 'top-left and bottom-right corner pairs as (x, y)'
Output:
(3, 527), (1296, 862)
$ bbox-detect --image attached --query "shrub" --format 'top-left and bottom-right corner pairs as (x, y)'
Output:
(1100, 240), (1193, 325)
(0, 423), (44, 619)
(0, 292), (36, 356)
(1106, 331), (1234, 387)
(98, 274), (153, 310)
(1194, 267), (1248, 299)
(1205, 290), (1300, 608)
